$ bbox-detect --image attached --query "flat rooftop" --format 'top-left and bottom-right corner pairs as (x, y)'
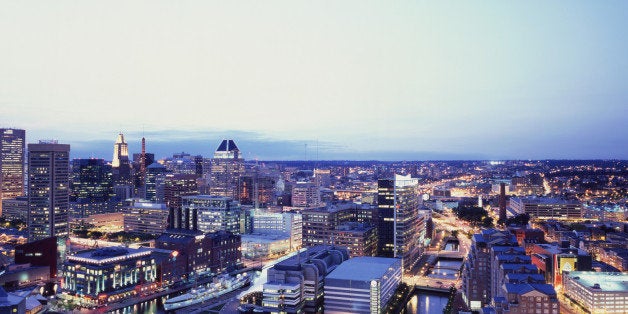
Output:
(567, 271), (628, 292)
(326, 257), (400, 282)
(512, 197), (581, 205)
(68, 247), (152, 265)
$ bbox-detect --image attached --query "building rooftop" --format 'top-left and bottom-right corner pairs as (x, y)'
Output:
(512, 197), (581, 205)
(326, 257), (400, 282)
(567, 271), (628, 292)
(0, 286), (25, 307)
(503, 283), (556, 296)
(68, 247), (152, 265)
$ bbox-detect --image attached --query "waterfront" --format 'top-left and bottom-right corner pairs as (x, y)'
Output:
(428, 259), (463, 280)
(406, 292), (449, 314)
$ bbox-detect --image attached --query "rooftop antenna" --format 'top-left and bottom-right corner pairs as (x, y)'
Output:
(304, 143), (307, 161)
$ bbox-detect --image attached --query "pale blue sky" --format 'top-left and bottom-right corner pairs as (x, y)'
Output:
(1, 1), (626, 160)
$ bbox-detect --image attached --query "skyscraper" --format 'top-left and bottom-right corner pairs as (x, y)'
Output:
(377, 174), (421, 271)
(0, 128), (25, 217)
(112, 133), (132, 186)
(70, 158), (113, 217)
(209, 140), (244, 199)
(28, 141), (70, 241)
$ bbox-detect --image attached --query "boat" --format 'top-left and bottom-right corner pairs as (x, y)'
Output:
(163, 272), (251, 311)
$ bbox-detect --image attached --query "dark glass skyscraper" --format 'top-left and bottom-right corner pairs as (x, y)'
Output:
(377, 174), (421, 271)
(0, 128), (25, 216)
(28, 141), (70, 241)
(70, 158), (113, 217)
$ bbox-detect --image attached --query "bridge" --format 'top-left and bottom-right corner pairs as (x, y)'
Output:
(414, 285), (452, 294)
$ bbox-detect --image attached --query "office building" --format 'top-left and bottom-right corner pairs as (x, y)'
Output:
(263, 245), (350, 314)
(241, 233), (291, 259)
(209, 139), (244, 199)
(111, 133), (132, 186)
(237, 172), (277, 207)
(291, 182), (321, 208)
(324, 257), (402, 314)
(530, 242), (592, 286)
(0, 128), (25, 217)
(164, 174), (198, 228)
(179, 195), (244, 234)
(163, 152), (203, 176)
(377, 174), (422, 271)
(27, 142), (70, 241)
(156, 229), (241, 277)
(1, 196), (27, 222)
(313, 168), (331, 188)
(301, 203), (353, 247)
(14, 236), (58, 278)
(331, 222), (378, 257)
(509, 197), (583, 220)
(145, 162), (167, 202)
(252, 211), (302, 251)
(564, 271), (628, 314)
(123, 200), (169, 235)
(70, 158), (113, 217)
(62, 247), (157, 305)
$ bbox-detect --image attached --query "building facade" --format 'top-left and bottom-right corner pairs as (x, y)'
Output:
(209, 139), (244, 199)
(263, 245), (350, 314)
(324, 257), (402, 314)
(27, 142), (70, 241)
(377, 174), (422, 271)
(564, 271), (628, 314)
(0, 128), (25, 217)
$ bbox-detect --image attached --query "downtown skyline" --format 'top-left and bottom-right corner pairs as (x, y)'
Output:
(1, 1), (627, 160)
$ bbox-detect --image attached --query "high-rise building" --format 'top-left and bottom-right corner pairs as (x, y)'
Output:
(164, 174), (199, 228)
(301, 204), (353, 247)
(145, 162), (167, 203)
(27, 141), (70, 241)
(238, 172), (277, 208)
(112, 133), (132, 186)
(70, 158), (113, 217)
(209, 140), (244, 199)
(123, 200), (169, 235)
(179, 195), (244, 234)
(291, 182), (322, 208)
(0, 128), (25, 216)
(377, 174), (422, 271)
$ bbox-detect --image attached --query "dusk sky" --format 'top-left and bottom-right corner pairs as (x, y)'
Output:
(1, 1), (627, 160)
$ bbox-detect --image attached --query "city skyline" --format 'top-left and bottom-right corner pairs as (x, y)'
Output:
(1, 2), (627, 160)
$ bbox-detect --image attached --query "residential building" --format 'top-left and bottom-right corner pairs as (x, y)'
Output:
(291, 182), (321, 208)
